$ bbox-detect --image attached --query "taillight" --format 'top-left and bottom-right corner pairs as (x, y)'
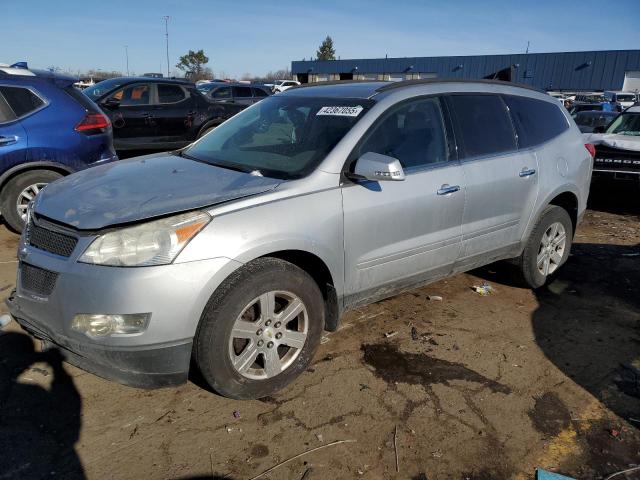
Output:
(75, 112), (110, 133)
(585, 143), (596, 158)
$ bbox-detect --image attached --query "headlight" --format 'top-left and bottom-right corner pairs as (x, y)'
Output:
(79, 211), (211, 267)
(72, 313), (151, 338)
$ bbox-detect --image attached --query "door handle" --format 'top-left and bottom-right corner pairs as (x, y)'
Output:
(437, 184), (460, 195)
(0, 135), (18, 146)
(519, 168), (536, 177)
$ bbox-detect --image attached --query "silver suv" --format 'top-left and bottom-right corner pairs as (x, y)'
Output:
(8, 80), (593, 399)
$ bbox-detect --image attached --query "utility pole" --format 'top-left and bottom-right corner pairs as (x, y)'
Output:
(124, 45), (129, 76)
(525, 41), (530, 54)
(163, 16), (170, 78)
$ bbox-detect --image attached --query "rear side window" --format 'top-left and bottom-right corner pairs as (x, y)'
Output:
(448, 94), (516, 158)
(64, 85), (99, 112)
(0, 86), (45, 117)
(0, 94), (17, 123)
(157, 84), (186, 103)
(233, 86), (252, 98)
(503, 95), (569, 148)
(252, 88), (268, 97)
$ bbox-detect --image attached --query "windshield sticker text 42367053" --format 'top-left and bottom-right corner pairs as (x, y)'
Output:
(316, 106), (364, 117)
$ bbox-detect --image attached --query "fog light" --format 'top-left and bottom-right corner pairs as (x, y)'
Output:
(71, 313), (151, 338)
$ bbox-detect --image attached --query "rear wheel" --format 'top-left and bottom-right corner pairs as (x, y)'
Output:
(1, 170), (62, 232)
(516, 205), (573, 289)
(194, 257), (324, 399)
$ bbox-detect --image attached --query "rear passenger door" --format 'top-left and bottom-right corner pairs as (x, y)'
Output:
(0, 86), (34, 170)
(153, 83), (197, 146)
(342, 96), (465, 306)
(232, 86), (253, 106)
(446, 94), (539, 269)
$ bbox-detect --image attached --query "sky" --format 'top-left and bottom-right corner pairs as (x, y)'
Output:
(2, 0), (639, 79)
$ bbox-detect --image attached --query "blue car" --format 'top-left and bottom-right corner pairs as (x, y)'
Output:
(0, 64), (117, 231)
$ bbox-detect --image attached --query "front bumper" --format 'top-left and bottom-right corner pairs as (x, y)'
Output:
(9, 242), (242, 388)
(8, 291), (191, 388)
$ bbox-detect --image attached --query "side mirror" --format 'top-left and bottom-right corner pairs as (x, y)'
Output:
(102, 98), (120, 110)
(593, 125), (606, 133)
(352, 152), (406, 182)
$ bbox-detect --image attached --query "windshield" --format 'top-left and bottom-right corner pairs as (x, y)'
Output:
(84, 78), (127, 100)
(606, 113), (640, 136)
(196, 82), (217, 92)
(183, 95), (373, 179)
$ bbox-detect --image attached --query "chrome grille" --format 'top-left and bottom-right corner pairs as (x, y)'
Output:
(26, 219), (78, 258)
(20, 263), (58, 296)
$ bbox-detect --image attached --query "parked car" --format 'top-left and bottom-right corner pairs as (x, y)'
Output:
(587, 105), (640, 183)
(8, 79), (593, 399)
(572, 110), (618, 133)
(603, 90), (638, 109)
(272, 79), (300, 92)
(0, 64), (116, 232)
(574, 92), (605, 103)
(197, 82), (272, 106)
(83, 77), (241, 151)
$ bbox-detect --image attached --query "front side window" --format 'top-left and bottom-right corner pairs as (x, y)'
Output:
(183, 96), (373, 179)
(606, 113), (640, 136)
(157, 84), (186, 103)
(504, 95), (569, 148)
(355, 97), (449, 171)
(448, 94), (516, 158)
(0, 93), (17, 123)
(109, 84), (150, 106)
(0, 86), (44, 117)
(212, 86), (231, 99)
(252, 88), (268, 97)
(616, 94), (636, 103)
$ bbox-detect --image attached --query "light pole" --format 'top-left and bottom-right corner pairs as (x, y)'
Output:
(124, 45), (129, 76)
(163, 16), (170, 78)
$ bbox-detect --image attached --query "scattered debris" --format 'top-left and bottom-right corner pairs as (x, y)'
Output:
(315, 433), (323, 442)
(427, 295), (443, 301)
(129, 425), (138, 439)
(431, 449), (443, 458)
(359, 383), (370, 391)
(384, 331), (399, 338)
(233, 410), (241, 419)
(604, 466), (640, 480)
(154, 409), (174, 423)
(411, 327), (419, 341)
(320, 335), (330, 345)
(393, 425), (399, 473)
(471, 283), (493, 296)
(300, 467), (313, 479)
(247, 439), (357, 480)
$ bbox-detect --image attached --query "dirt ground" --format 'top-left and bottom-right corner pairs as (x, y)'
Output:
(0, 182), (639, 480)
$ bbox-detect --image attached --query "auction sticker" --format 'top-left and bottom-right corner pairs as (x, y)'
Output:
(317, 105), (364, 117)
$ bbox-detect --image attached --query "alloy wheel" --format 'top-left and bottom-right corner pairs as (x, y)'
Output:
(16, 182), (47, 221)
(228, 290), (308, 380)
(537, 221), (566, 276)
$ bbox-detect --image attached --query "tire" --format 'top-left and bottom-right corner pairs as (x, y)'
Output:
(1, 170), (62, 233)
(194, 257), (324, 399)
(516, 205), (573, 289)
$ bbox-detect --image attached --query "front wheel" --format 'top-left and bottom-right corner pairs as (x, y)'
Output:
(194, 257), (324, 399)
(516, 205), (573, 289)
(1, 170), (62, 232)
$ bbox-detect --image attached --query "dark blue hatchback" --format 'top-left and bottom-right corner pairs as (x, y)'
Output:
(0, 64), (117, 231)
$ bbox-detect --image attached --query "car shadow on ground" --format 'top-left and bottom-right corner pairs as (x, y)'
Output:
(0, 331), (85, 479)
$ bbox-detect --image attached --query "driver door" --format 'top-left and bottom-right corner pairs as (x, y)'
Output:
(102, 82), (154, 149)
(341, 96), (465, 307)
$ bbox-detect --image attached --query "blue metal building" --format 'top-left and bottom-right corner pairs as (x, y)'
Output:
(291, 50), (640, 91)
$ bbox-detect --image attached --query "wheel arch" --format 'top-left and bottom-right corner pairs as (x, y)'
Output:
(261, 249), (340, 332)
(0, 161), (73, 198)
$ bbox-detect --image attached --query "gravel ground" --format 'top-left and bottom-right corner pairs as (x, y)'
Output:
(0, 182), (638, 480)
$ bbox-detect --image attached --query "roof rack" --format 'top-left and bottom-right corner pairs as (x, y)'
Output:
(375, 78), (545, 94)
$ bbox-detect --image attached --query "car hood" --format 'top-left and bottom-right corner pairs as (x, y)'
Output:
(33, 153), (281, 230)
(583, 133), (640, 152)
